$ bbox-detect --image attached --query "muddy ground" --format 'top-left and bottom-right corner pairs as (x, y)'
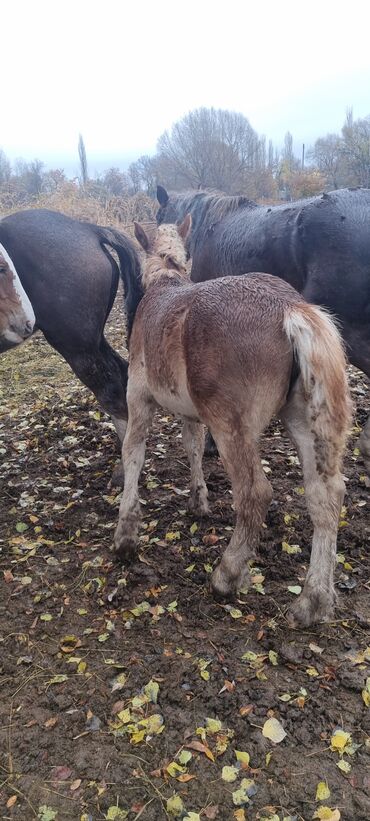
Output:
(0, 307), (369, 821)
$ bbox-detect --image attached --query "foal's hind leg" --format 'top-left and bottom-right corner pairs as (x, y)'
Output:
(210, 431), (273, 597)
(280, 383), (345, 627)
(114, 391), (155, 563)
(182, 420), (209, 515)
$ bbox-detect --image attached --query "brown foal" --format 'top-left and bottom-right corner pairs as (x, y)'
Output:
(114, 217), (352, 627)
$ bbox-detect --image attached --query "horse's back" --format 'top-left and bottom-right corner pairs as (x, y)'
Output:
(0, 209), (117, 346)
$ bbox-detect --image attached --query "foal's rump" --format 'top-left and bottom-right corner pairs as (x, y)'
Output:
(182, 273), (299, 424)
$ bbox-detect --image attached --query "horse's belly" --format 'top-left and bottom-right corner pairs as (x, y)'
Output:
(148, 364), (199, 421)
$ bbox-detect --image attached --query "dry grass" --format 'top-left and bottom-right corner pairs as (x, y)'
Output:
(0, 183), (157, 232)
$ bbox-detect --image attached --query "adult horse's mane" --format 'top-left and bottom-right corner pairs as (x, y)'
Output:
(160, 190), (257, 253)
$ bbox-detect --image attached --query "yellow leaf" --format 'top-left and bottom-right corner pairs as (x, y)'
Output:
(167, 793), (184, 817)
(282, 541), (301, 554)
(117, 709), (131, 724)
(201, 670), (210, 681)
(144, 679), (159, 704)
(306, 667), (319, 677)
(268, 650), (278, 666)
(316, 781), (331, 801)
(232, 779), (255, 806)
(130, 729), (145, 744)
(178, 750), (192, 765)
(262, 717), (286, 743)
(336, 759), (351, 774)
(361, 677), (370, 707)
(235, 750), (250, 767)
(330, 730), (351, 753)
(166, 531), (181, 541)
(229, 608), (243, 619)
(167, 761), (187, 777)
(205, 717), (222, 734)
(222, 765), (239, 782)
(234, 811), (246, 821)
(313, 808), (340, 821)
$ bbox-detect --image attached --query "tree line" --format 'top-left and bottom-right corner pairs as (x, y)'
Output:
(1, 106), (369, 211)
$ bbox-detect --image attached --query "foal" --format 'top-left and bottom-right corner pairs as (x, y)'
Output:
(0, 243), (35, 352)
(114, 217), (352, 627)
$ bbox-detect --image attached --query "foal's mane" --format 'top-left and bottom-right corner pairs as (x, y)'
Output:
(165, 190), (257, 253)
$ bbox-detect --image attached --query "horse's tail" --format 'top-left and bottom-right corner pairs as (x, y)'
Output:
(98, 227), (143, 338)
(283, 303), (352, 464)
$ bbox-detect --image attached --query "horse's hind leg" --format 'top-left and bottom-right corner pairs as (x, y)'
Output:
(182, 420), (209, 514)
(210, 430), (273, 597)
(114, 388), (155, 563)
(280, 381), (345, 627)
(359, 415), (370, 473)
(65, 337), (129, 434)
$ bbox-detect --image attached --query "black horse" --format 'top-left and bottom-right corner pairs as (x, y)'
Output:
(157, 185), (370, 469)
(0, 209), (143, 465)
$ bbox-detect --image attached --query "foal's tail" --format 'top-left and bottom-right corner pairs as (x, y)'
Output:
(98, 227), (143, 339)
(283, 303), (352, 461)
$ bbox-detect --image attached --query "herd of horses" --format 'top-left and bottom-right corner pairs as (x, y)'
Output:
(1, 185), (369, 627)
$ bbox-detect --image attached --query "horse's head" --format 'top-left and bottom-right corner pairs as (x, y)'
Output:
(134, 216), (192, 289)
(0, 246), (35, 352)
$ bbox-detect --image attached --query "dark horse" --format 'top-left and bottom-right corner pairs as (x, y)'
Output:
(0, 209), (142, 464)
(157, 185), (370, 469)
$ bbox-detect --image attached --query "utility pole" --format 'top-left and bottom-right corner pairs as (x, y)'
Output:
(302, 143), (305, 169)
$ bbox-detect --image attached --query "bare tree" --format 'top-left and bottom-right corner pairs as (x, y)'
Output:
(100, 167), (129, 197)
(0, 149), (11, 186)
(341, 110), (370, 187)
(156, 107), (260, 194)
(78, 134), (88, 187)
(309, 134), (343, 189)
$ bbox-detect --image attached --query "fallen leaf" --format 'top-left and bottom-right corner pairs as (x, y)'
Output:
(287, 585), (302, 595)
(105, 809), (128, 820)
(235, 750), (250, 767)
(6, 796), (17, 808)
(313, 808), (340, 821)
(51, 765), (72, 781)
(205, 717), (222, 734)
(336, 759), (351, 774)
(262, 718), (287, 743)
(330, 729), (351, 754)
(316, 781), (331, 801)
(166, 793), (184, 817)
(222, 765), (239, 782)
(232, 778), (256, 806)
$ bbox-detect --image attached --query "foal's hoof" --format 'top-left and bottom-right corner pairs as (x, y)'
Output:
(188, 493), (209, 518)
(288, 592), (334, 628)
(113, 520), (138, 564)
(210, 566), (236, 601)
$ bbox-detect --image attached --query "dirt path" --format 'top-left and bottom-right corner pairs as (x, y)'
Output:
(0, 313), (369, 821)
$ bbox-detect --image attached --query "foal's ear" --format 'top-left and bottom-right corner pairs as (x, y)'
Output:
(157, 185), (169, 207)
(177, 213), (192, 243)
(134, 222), (150, 252)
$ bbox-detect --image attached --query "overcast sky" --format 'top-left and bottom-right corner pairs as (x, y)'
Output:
(2, 0), (370, 175)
